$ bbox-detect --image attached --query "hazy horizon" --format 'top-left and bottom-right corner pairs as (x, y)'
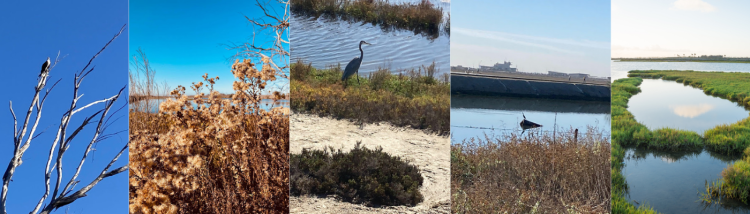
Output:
(451, 1), (611, 77)
(613, 0), (750, 58)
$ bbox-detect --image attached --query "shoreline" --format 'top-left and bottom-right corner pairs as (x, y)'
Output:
(290, 112), (450, 213)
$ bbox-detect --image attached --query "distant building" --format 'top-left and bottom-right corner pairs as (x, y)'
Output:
(700, 55), (724, 59)
(568, 73), (590, 79)
(548, 71), (568, 77)
(478, 61), (518, 72)
(452, 65), (467, 70)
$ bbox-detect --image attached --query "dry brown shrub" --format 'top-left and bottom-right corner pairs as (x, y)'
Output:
(451, 127), (611, 213)
(129, 57), (289, 214)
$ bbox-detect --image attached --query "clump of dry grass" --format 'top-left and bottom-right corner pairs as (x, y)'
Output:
(290, 59), (450, 135)
(129, 58), (289, 214)
(451, 127), (611, 213)
(291, 0), (445, 38)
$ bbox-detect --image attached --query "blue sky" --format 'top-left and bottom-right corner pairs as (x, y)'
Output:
(130, 0), (289, 94)
(0, 0), (128, 213)
(451, 0), (611, 77)
(613, 0), (750, 58)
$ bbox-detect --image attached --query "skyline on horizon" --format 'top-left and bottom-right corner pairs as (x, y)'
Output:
(451, 0), (611, 77)
(613, 0), (750, 58)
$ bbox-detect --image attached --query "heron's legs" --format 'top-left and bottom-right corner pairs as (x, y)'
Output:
(356, 72), (360, 84)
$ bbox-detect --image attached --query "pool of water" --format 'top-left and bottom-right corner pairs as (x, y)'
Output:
(130, 98), (289, 113)
(622, 147), (750, 214)
(290, 0), (450, 77)
(450, 95), (610, 143)
(628, 79), (749, 134)
(612, 61), (750, 80)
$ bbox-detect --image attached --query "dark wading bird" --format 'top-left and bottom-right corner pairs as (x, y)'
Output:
(520, 113), (542, 134)
(341, 40), (372, 85)
(39, 57), (50, 78)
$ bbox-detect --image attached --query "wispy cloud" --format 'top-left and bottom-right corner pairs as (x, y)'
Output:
(452, 28), (609, 55)
(671, 0), (716, 12)
(670, 104), (715, 118)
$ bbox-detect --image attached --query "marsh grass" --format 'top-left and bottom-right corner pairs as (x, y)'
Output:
(619, 59), (750, 63)
(129, 58), (290, 213)
(451, 127), (611, 213)
(291, 0), (445, 38)
(628, 70), (750, 107)
(612, 77), (704, 151)
(290, 142), (424, 206)
(702, 147), (750, 205)
(629, 70), (750, 154)
(290, 59), (450, 135)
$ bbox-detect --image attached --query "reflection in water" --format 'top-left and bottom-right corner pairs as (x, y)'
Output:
(612, 61), (750, 81)
(670, 104), (715, 118)
(623, 147), (750, 214)
(290, 14), (449, 76)
(629, 79), (749, 134)
(451, 95), (610, 143)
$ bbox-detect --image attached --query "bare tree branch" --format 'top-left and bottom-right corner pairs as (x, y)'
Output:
(227, 0), (290, 92)
(0, 24), (128, 214)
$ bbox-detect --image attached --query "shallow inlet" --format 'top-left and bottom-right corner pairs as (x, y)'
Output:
(611, 61), (750, 80)
(450, 95), (610, 143)
(622, 147), (750, 213)
(628, 79), (749, 134)
(289, 0), (450, 76)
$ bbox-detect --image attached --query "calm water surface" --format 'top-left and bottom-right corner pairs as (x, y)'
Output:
(612, 61), (750, 80)
(623, 148), (750, 214)
(290, 0), (449, 76)
(628, 79), (749, 134)
(450, 95), (610, 143)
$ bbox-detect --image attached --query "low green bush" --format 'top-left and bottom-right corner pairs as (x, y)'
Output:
(290, 142), (424, 206)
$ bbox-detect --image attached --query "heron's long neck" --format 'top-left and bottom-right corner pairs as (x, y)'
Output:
(359, 43), (364, 61)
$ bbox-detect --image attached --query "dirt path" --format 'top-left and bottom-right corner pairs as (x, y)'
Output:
(290, 113), (451, 214)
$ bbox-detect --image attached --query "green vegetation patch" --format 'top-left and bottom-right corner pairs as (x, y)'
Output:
(628, 70), (750, 154)
(290, 60), (450, 135)
(628, 70), (750, 107)
(619, 59), (750, 63)
(291, 0), (445, 38)
(290, 143), (424, 206)
(611, 77), (705, 151)
(705, 117), (750, 155)
(703, 147), (750, 205)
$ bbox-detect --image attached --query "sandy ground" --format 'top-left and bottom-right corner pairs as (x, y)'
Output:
(290, 113), (451, 214)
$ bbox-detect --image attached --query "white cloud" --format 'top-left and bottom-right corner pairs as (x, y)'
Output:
(671, 0), (716, 12)
(670, 104), (715, 118)
(452, 28), (610, 55)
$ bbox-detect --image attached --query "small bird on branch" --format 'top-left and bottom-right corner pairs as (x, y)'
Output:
(39, 57), (50, 78)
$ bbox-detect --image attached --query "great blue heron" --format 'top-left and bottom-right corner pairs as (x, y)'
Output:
(520, 113), (542, 130)
(342, 40), (371, 84)
(39, 57), (50, 78)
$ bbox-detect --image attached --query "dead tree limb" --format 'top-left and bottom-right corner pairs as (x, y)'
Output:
(0, 24), (128, 214)
(228, 0), (290, 83)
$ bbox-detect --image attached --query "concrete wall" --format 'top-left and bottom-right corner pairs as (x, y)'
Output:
(451, 73), (611, 101)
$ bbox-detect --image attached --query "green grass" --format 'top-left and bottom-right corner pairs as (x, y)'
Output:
(628, 70), (750, 154)
(619, 59), (750, 63)
(290, 60), (450, 135)
(628, 70), (750, 107)
(702, 147), (750, 205)
(611, 77), (705, 150)
(705, 117), (750, 155)
(614, 71), (750, 211)
(291, 0), (445, 38)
